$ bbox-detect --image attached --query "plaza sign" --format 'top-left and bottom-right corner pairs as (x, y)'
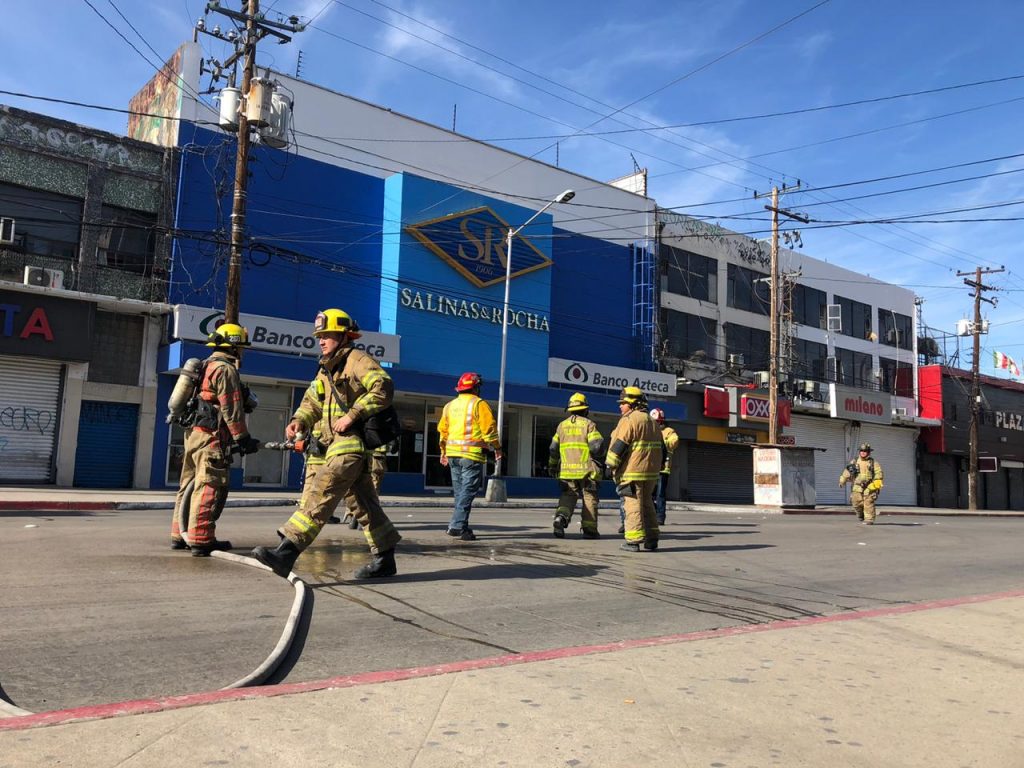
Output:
(548, 358), (677, 396)
(172, 305), (401, 363)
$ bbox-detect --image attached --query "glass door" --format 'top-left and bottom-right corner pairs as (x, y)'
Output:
(424, 419), (451, 489)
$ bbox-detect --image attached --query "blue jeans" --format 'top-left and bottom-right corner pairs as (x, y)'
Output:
(448, 456), (485, 532)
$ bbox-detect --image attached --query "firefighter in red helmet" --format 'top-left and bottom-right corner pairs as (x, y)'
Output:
(438, 372), (503, 540)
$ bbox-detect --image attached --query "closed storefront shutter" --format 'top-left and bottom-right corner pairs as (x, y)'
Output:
(857, 424), (918, 505)
(788, 414), (848, 505)
(73, 401), (139, 488)
(688, 442), (754, 503)
(0, 356), (64, 483)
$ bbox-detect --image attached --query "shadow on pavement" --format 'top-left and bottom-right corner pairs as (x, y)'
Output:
(307, 562), (609, 587)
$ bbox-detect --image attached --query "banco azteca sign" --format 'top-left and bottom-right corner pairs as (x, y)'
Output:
(548, 357), (677, 397)
(172, 305), (401, 363)
(404, 206), (552, 288)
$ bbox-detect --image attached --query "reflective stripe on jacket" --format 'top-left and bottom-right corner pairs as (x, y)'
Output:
(605, 409), (661, 482)
(549, 415), (603, 480)
(439, 393), (499, 463)
(292, 345), (393, 460)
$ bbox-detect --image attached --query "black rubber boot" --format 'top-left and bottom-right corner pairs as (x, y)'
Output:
(348, 515), (360, 530)
(581, 529), (601, 539)
(552, 515), (568, 539)
(191, 540), (233, 557)
(170, 539), (189, 551)
(353, 549), (397, 580)
(328, 516), (342, 524)
(251, 538), (301, 577)
(643, 540), (659, 551)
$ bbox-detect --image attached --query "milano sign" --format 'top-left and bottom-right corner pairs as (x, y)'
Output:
(829, 383), (892, 425)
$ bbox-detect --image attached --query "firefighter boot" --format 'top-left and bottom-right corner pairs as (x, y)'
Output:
(191, 540), (233, 557)
(251, 538), (301, 578)
(353, 549), (397, 580)
(620, 541), (641, 553)
(552, 514), (568, 539)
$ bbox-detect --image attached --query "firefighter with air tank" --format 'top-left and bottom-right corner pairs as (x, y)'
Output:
(605, 386), (663, 552)
(839, 442), (885, 525)
(168, 322), (260, 556)
(549, 392), (604, 539)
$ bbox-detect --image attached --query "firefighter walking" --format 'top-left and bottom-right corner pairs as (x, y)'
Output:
(439, 372), (503, 541)
(251, 309), (402, 579)
(549, 393), (604, 539)
(170, 323), (260, 556)
(605, 386), (662, 552)
(341, 443), (390, 528)
(650, 407), (679, 525)
(839, 443), (885, 525)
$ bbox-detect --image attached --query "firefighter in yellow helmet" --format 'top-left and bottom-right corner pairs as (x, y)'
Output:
(649, 407), (679, 525)
(549, 393), (604, 539)
(605, 386), (662, 551)
(170, 322), (260, 556)
(251, 309), (402, 578)
(839, 443), (885, 525)
(438, 372), (503, 540)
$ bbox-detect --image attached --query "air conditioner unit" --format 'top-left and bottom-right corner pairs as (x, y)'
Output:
(23, 266), (65, 289)
(0, 217), (14, 244)
(727, 353), (745, 369)
(893, 406), (908, 417)
(753, 371), (770, 388)
(884, 328), (898, 344)
(795, 379), (818, 395)
(826, 304), (842, 332)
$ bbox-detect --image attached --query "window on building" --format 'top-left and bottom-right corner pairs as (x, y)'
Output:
(877, 308), (913, 350)
(97, 205), (157, 275)
(793, 338), (829, 380)
(727, 264), (770, 315)
(660, 307), (719, 363)
(0, 181), (82, 261)
(661, 245), (717, 303)
(725, 323), (770, 371)
(533, 415), (561, 477)
(835, 295), (873, 340)
(878, 357), (913, 397)
(792, 283), (827, 329)
(835, 346), (875, 388)
(87, 312), (145, 385)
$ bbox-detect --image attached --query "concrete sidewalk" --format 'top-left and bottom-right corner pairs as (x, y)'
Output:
(2, 591), (1021, 767)
(1, 486), (1022, 516)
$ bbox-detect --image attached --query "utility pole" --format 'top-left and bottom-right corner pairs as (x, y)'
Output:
(956, 266), (1003, 510)
(754, 184), (808, 444)
(199, 1), (305, 323)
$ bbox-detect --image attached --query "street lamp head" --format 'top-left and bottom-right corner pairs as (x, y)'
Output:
(555, 189), (575, 204)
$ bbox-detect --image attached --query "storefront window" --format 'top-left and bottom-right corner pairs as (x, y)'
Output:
(167, 422), (185, 485)
(243, 385), (291, 485)
(533, 416), (561, 476)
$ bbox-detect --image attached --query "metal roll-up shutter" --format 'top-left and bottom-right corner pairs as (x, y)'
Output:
(984, 469), (1009, 510)
(857, 424), (918, 506)
(931, 455), (960, 508)
(789, 414), (848, 504)
(0, 356), (64, 483)
(688, 442), (754, 503)
(1007, 467), (1024, 510)
(73, 401), (139, 488)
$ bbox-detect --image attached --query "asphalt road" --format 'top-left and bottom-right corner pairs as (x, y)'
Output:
(2, 505), (1021, 713)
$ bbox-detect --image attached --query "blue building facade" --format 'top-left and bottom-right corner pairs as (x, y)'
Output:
(152, 121), (680, 495)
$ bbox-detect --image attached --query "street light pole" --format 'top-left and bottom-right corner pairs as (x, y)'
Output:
(486, 189), (575, 502)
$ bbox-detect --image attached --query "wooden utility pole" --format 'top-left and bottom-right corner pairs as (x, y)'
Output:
(956, 266), (1003, 510)
(755, 184), (808, 444)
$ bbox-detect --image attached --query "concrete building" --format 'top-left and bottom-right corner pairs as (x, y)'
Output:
(0, 104), (175, 487)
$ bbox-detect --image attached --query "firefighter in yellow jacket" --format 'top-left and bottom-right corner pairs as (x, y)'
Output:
(650, 407), (679, 526)
(839, 443), (885, 525)
(549, 393), (604, 539)
(171, 323), (260, 556)
(341, 443), (390, 528)
(605, 386), (662, 551)
(439, 372), (503, 540)
(251, 309), (401, 578)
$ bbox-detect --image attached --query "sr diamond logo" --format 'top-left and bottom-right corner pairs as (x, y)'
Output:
(404, 206), (552, 288)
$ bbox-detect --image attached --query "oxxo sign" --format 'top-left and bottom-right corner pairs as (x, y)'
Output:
(172, 305), (401, 363)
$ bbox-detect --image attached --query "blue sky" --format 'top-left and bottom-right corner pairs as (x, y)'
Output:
(4, 0), (1024, 378)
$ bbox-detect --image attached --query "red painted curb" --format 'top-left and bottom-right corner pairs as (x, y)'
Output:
(782, 509), (1024, 517)
(0, 501), (116, 512)
(3, 587), (1023, 732)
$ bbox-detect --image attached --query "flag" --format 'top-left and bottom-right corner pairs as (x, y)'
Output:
(993, 350), (1022, 378)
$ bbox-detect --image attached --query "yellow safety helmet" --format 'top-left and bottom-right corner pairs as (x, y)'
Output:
(617, 385), (647, 407)
(313, 308), (362, 339)
(566, 392), (590, 413)
(206, 322), (251, 349)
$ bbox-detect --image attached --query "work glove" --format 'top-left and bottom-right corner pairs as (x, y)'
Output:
(867, 480), (883, 493)
(237, 435), (261, 455)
